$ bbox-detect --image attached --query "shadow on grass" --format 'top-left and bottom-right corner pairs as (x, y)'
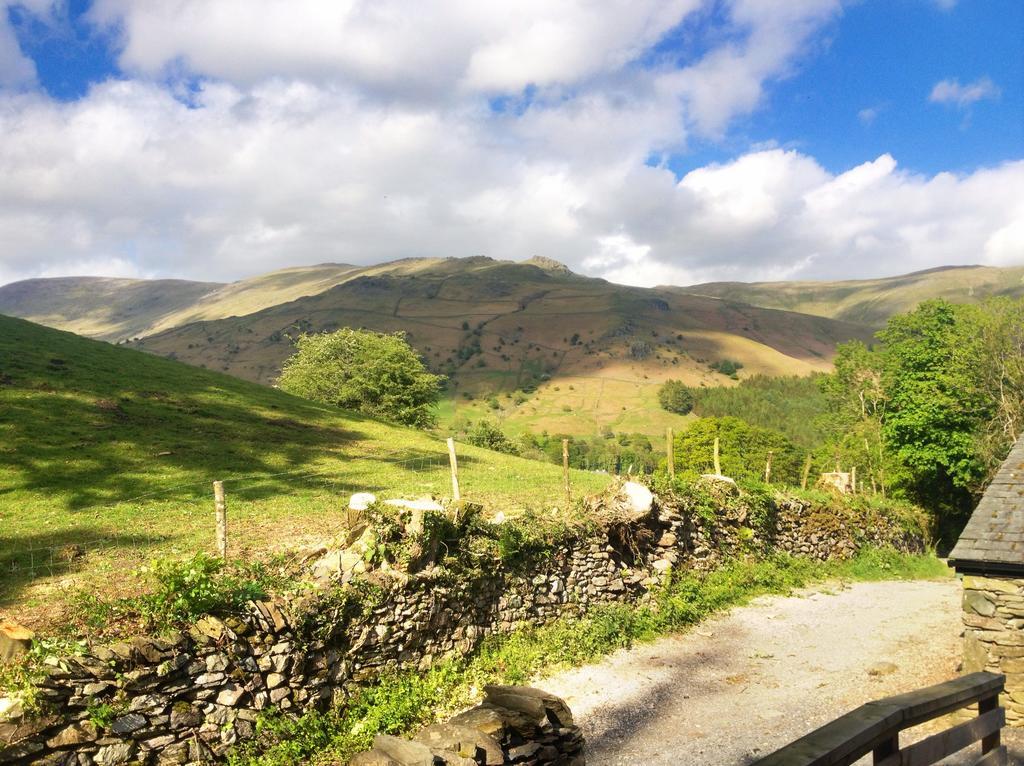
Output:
(0, 527), (169, 606)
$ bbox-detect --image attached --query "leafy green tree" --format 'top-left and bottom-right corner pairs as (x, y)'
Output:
(466, 420), (519, 455)
(975, 298), (1024, 470)
(878, 300), (993, 529)
(278, 329), (444, 427)
(673, 416), (802, 484)
(658, 380), (695, 414)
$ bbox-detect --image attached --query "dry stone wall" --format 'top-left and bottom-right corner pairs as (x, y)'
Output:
(0, 486), (925, 765)
(961, 575), (1024, 726)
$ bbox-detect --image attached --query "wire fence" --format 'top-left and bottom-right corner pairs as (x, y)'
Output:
(0, 438), (584, 594)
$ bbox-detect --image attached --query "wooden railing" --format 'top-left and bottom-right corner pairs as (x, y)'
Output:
(753, 671), (1007, 766)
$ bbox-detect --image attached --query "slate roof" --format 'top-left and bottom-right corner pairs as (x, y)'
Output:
(949, 433), (1024, 575)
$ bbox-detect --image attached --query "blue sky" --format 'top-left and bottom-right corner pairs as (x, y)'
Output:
(0, 0), (1021, 286)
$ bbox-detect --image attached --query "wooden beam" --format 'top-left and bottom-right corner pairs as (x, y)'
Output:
(752, 673), (1005, 766)
(875, 708), (1004, 766)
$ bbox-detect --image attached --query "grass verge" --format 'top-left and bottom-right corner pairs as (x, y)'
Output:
(227, 548), (950, 766)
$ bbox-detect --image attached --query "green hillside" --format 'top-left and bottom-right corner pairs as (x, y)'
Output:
(0, 314), (610, 628)
(676, 264), (1024, 328)
(125, 257), (869, 439)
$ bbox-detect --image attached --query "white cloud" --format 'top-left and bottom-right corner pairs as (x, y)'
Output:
(929, 77), (1001, 109)
(0, 0), (1021, 291)
(87, 0), (702, 98)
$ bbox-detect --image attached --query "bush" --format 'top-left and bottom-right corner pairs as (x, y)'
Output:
(658, 380), (695, 414)
(710, 359), (744, 378)
(466, 420), (519, 455)
(278, 329), (444, 428)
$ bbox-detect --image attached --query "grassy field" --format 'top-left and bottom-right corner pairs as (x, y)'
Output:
(0, 315), (610, 627)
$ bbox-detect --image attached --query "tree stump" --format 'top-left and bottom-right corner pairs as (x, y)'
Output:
(0, 621), (34, 662)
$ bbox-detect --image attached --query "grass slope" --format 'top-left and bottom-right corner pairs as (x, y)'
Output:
(677, 264), (1024, 328)
(125, 257), (869, 439)
(0, 314), (610, 624)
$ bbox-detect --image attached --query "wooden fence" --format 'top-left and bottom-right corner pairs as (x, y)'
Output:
(753, 671), (1007, 766)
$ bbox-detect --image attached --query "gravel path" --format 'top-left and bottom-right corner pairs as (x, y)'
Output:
(540, 579), (1023, 765)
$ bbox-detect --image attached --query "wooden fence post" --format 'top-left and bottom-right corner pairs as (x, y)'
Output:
(851, 465), (857, 494)
(713, 437), (721, 476)
(447, 437), (461, 501)
(801, 454), (812, 490)
(764, 450), (773, 484)
(213, 480), (227, 559)
(562, 439), (571, 505)
(666, 428), (675, 480)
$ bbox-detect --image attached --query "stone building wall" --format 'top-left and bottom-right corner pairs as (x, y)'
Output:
(961, 575), (1024, 726)
(0, 490), (925, 765)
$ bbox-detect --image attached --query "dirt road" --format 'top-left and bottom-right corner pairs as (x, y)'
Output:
(540, 579), (1021, 765)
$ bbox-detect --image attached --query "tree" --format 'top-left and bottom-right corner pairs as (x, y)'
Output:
(879, 300), (991, 526)
(467, 420), (519, 455)
(658, 380), (695, 414)
(278, 329), (444, 427)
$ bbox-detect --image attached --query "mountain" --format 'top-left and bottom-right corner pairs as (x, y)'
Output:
(0, 256), (882, 438)
(116, 256), (870, 438)
(0, 313), (608, 624)
(675, 264), (1024, 328)
(0, 276), (223, 341)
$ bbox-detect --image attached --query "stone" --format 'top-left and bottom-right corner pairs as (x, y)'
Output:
(483, 685), (574, 727)
(372, 734), (434, 766)
(192, 616), (227, 641)
(349, 492), (377, 511)
(110, 713), (147, 735)
(653, 559), (672, 573)
(448, 706), (508, 738)
(964, 591), (997, 617)
(508, 742), (541, 760)
(95, 742), (135, 765)
(131, 636), (173, 663)
(657, 532), (677, 548)
(413, 722), (503, 765)
(0, 697), (23, 723)
(206, 654), (230, 673)
(266, 672), (285, 689)
(964, 631), (990, 673)
(169, 703), (203, 729)
(46, 721), (99, 748)
(964, 576), (1021, 594)
(269, 687), (291, 703)
(216, 683), (246, 707)
(621, 481), (654, 519)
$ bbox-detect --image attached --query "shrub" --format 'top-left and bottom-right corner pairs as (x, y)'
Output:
(466, 420), (519, 455)
(658, 380), (695, 414)
(278, 329), (444, 428)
